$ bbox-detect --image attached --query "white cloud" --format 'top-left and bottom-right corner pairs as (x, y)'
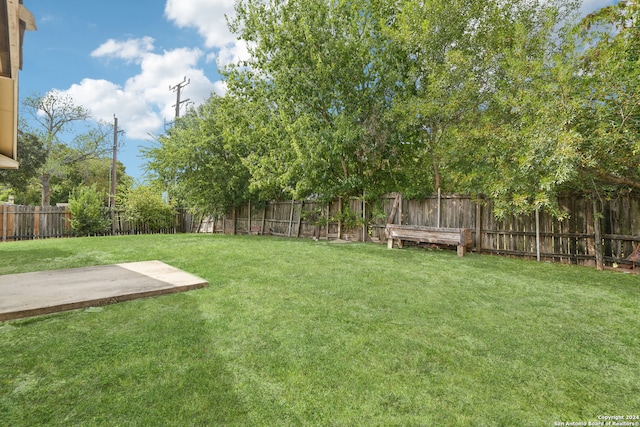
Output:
(217, 40), (250, 67)
(164, 0), (250, 66)
(212, 80), (227, 96)
(205, 52), (217, 64)
(39, 15), (55, 24)
(165, 0), (236, 47)
(64, 79), (162, 140)
(124, 47), (215, 122)
(91, 36), (155, 63)
(62, 41), (217, 140)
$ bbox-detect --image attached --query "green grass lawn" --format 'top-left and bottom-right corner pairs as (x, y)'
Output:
(0, 234), (638, 426)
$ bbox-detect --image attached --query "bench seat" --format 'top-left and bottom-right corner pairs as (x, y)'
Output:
(385, 225), (473, 256)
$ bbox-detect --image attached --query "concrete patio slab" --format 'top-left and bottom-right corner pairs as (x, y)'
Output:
(0, 261), (208, 321)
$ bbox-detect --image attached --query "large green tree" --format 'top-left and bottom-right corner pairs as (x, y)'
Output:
(146, 0), (639, 218)
(227, 0), (584, 206)
(51, 157), (132, 206)
(219, 76), (295, 201)
(388, 0), (498, 192)
(445, 3), (583, 217)
(229, 0), (409, 200)
(0, 130), (46, 195)
(571, 0), (640, 191)
(22, 91), (113, 206)
(455, 0), (640, 216)
(389, 0), (583, 216)
(145, 95), (251, 215)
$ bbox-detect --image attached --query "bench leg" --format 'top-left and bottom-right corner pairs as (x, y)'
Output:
(457, 245), (466, 257)
(387, 238), (394, 249)
(397, 239), (403, 249)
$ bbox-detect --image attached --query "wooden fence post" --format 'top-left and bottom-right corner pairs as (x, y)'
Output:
(535, 208), (541, 262)
(7, 204), (14, 241)
(232, 208), (237, 235)
(2, 204), (6, 242)
(337, 197), (342, 240)
(111, 207), (115, 235)
(64, 207), (71, 236)
(437, 188), (441, 228)
(362, 197), (366, 242)
(261, 202), (267, 235)
(593, 199), (603, 270)
(325, 203), (329, 239)
(296, 201), (303, 238)
(34, 206), (40, 239)
(475, 200), (482, 254)
(288, 197), (295, 237)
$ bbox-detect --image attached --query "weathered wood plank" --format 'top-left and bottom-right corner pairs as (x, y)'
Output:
(386, 225), (472, 256)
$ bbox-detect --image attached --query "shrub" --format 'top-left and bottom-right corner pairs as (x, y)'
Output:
(119, 186), (176, 233)
(68, 185), (111, 236)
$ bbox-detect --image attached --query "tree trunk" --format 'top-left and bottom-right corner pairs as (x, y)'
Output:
(340, 155), (349, 179)
(386, 193), (401, 225)
(433, 158), (441, 191)
(41, 173), (51, 206)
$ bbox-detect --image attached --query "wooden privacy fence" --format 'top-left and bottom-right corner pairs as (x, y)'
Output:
(1, 204), (71, 241)
(5, 192), (639, 270)
(198, 198), (370, 242)
(200, 192), (640, 270)
(0, 204), (194, 241)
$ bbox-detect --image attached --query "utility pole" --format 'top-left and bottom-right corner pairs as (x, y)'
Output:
(169, 77), (191, 119)
(110, 115), (118, 208)
(110, 115), (118, 235)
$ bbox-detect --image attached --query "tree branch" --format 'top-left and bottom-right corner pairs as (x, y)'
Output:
(592, 169), (640, 189)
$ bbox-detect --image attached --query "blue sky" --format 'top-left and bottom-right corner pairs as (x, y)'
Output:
(19, 0), (245, 182)
(17, 0), (615, 183)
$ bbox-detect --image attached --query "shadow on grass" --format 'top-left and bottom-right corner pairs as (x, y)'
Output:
(0, 293), (247, 426)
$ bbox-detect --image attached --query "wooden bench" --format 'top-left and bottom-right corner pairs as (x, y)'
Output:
(385, 224), (473, 256)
